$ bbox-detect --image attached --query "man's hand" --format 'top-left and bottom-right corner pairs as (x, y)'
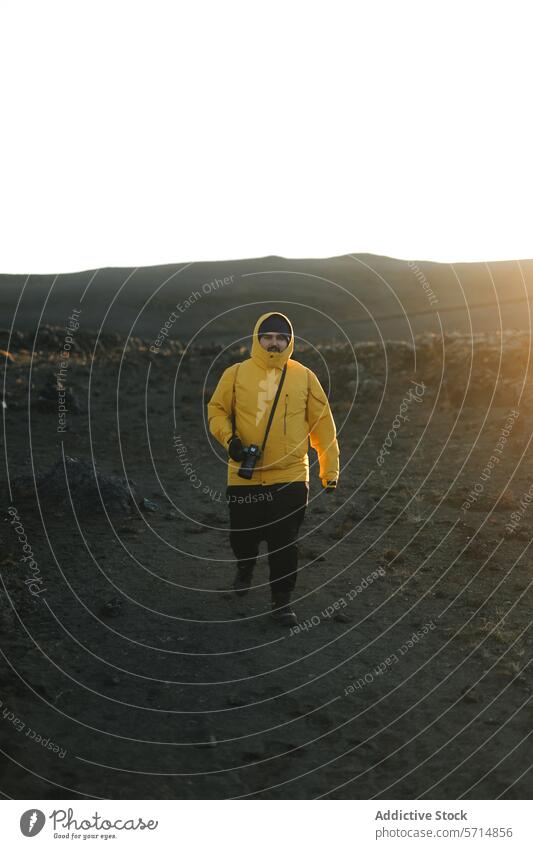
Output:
(228, 436), (245, 462)
(324, 480), (337, 493)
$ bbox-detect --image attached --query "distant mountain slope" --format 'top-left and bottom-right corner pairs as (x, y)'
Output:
(1, 253), (532, 344)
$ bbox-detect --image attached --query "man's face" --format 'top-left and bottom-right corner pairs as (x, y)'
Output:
(259, 332), (289, 352)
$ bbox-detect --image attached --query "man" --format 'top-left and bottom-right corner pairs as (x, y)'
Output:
(207, 311), (339, 626)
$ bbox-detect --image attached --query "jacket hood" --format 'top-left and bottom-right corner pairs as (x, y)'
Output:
(250, 311), (294, 370)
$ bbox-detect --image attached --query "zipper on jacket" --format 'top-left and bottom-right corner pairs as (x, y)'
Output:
(284, 394), (288, 434)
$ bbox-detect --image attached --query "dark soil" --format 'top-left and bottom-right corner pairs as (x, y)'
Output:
(1, 327), (533, 799)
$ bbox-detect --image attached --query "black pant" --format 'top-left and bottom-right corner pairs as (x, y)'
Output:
(226, 482), (309, 596)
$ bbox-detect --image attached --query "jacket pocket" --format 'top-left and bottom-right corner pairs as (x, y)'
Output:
(284, 390), (309, 461)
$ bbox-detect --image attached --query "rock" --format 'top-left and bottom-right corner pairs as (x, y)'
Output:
(460, 688), (480, 704)
(100, 597), (123, 618)
(383, 548), (402, 564)
(272, 741), (305, 756)
(240, 748), (264, 763)
(140, 498), (158, 512)
(346, 495), (376, 521)
(34, 372), (81, 414)
(12, 455), (137, 516)
(332, 612), (351, 623)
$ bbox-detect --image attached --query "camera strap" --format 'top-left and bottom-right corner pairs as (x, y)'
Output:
(230, 363), (288, 454)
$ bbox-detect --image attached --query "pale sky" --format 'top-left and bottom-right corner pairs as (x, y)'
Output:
(1, 0), (532, 273)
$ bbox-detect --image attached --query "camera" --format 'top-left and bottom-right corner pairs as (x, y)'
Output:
(238, 444), (261, 479)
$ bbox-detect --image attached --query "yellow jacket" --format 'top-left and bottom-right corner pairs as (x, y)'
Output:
(207, 311), (340, 488)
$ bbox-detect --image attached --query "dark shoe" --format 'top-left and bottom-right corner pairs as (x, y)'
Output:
(233, 568), (253, 597)
(270, 593), (298, 626)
